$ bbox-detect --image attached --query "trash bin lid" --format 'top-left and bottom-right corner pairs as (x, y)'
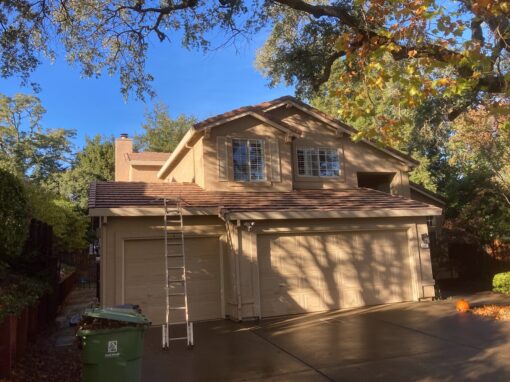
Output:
(83, 307), (151, 325)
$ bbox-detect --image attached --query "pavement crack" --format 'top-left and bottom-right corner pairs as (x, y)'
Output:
(249, 329), (335, 382)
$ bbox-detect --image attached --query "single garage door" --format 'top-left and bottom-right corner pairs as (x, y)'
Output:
(124, 236), (222, 325)
(258, 230), (414, 317)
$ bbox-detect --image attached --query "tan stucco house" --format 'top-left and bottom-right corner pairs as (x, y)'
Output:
(89, 96), (443, 325)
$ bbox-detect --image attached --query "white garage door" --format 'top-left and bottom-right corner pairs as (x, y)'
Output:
(258, 230), (414, 317)
(124, 237), (222, 325)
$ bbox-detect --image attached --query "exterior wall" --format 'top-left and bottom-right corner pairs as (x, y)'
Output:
(266, 106), (411, 196)
(99, 214), (435, 322)
(129, 165), (165, 182)
(115, 137), (133, 181)
(223, 216), (435, 321)
(166, 137), (205, 185)
(202, 116), (293, 192)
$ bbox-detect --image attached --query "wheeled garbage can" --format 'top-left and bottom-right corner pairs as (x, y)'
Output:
(76, 308), (151, 382)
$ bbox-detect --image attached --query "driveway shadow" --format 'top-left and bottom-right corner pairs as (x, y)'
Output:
(142, 294), (510, 381)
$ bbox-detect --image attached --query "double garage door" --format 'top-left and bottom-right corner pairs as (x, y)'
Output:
(123, 237), (222, 325)
(122, 230), (415, 323)
(258, 230), (415, 317)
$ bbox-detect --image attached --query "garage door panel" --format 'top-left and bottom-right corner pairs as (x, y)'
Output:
(124, 237), (222, 325)
(259, 230), (414, 318)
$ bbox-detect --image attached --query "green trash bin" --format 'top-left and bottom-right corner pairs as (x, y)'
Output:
(76, 308), (151, 382)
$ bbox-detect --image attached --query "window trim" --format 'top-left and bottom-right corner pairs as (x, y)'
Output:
(296, 146), (342, 178)
(231, 138), (267, 182)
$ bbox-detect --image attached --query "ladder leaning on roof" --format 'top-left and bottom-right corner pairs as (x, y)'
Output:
(161, 198), (194, 349)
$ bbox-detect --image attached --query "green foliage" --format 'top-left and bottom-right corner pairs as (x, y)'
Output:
(134, 102), (195, 153)
(25, 184), (88, 253)
(0, 93), (75, 183)
(0, 1), (258, 98)
(0, 276), (52, 321)
(55, 135), (114, 210)
(493, 272), (510, 295)
(0, 169), (29, 267)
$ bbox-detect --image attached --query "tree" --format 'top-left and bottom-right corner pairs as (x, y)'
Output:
(448, 105), (510, 205)
(2, 0), (508, 136)
(134, 102), (196, 152)
(257, 0), (510, 139)
(0, 93), (75, 183)
(25, 184), (88, 253)
(0, 169), (29, 268)
(56, 135), (115, 210)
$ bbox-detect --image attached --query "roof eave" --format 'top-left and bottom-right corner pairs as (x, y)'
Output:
(264, 98), (419, 168)
(157, 127), (198, 179)
(224, 207), (443, 221)
(410, 183), (446, 206)
(89, 206), (442, 219)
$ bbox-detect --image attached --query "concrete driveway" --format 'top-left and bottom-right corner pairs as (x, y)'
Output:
(142, 292), (510, 381)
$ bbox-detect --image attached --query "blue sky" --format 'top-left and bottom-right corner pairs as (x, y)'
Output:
(0, 30), (293, 149)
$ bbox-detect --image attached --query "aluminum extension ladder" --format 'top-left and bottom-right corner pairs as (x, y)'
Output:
(161, 199), (194, 349)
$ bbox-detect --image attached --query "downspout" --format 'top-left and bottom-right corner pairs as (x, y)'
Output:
(221, 210), (242, 321)
(235, 220), (242, 321)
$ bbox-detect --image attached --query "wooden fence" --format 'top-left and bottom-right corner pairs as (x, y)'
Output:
(0, 219), (79, 378)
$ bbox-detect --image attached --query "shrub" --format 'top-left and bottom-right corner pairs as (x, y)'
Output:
(0, 275), (52, 322)
(493, 272), (510, 294)
(0, 169), (29, 266)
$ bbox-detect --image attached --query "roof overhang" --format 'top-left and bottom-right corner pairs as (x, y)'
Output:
(223, 207), (442, 221)
(410, 184), (446, 206)
(264, 99), (420, 169)
(89, 206), (441, 219)
(128, 160), (166, 166)
(89, 206), (218, 217)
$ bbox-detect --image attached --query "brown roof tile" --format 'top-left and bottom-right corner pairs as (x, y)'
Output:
(126, 152), (171, 161)
(89, 182), (435, 213)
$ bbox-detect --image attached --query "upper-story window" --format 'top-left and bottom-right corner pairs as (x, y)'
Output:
(232, 139), (266, 181)
(297, 147), (340, 177)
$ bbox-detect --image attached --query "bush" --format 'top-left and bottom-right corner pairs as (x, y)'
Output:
(493, 272), (510, 294)
(0, 275), (52, 322)
(0, 169), (29, 266)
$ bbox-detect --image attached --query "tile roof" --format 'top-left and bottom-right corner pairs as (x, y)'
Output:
(89, 182), (436, 213)
(126, 152), (171, 161)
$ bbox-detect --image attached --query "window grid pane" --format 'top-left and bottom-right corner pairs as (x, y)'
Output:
(233, 139), (250, 181)
(297, 147), (340, 177)
(249, 140), (265, 180)
(233, 139), (265, 181)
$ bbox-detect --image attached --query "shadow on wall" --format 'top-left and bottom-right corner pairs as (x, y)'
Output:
(258, 230), (413, 317)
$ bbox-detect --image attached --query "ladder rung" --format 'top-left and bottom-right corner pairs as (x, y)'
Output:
(168, 280), (185, 283)
(169, 337), (188, 341)
(169, 293), (185, 296)
(169, 306), (186, 310)
(168, 266), (184, 269)
(167, 242), (183, 246)
(167, 255), (184, 258)
(169, 321), (187, 325)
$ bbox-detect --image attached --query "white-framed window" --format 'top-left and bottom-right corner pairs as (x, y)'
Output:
(297, 147), (340, 177)
(232, 139), (266, 181)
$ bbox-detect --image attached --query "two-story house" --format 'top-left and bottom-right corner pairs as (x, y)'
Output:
(89, 96), (442, 325)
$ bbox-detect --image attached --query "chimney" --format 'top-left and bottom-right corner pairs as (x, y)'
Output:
(115, 133), (133, 181)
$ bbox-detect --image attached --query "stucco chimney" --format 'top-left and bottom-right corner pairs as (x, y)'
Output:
(115, 133), (133, 181)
